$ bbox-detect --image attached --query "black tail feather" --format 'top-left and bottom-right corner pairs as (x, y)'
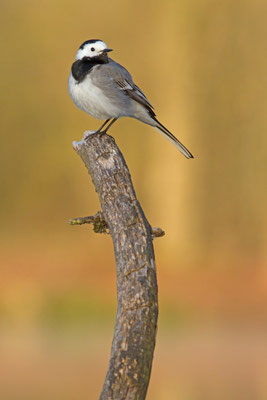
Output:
(153, 117), (194, 159)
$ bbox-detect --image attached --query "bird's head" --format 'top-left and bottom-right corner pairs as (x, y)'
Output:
(75, 39), (113, 61)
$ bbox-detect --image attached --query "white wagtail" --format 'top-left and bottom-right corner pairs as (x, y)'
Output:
(68, 40), (193, 159)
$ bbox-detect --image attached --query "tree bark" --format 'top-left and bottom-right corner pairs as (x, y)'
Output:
(72, 131), (159, 400)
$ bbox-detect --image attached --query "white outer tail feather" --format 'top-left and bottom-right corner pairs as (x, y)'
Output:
(154, 123), (194, 159)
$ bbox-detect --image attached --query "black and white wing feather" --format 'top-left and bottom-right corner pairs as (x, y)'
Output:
(115, 79), (156, 117)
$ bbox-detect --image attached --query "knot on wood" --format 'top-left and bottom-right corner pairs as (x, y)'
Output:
(68, 211), (109, 234)
(68, 212), (164, 238)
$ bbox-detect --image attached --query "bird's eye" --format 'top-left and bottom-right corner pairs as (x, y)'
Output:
(91, 47), (95, 52)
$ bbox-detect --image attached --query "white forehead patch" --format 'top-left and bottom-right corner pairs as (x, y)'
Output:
(76, 41), (108, 60)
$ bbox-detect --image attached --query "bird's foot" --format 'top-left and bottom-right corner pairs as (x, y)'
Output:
(98, 130), (107, 137)
(83, 130), (97, 140)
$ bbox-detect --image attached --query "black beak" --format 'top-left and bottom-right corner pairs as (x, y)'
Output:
(103, 48), (113, 53)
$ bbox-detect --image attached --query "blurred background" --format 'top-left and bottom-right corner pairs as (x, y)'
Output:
(1, 0), (267, 398)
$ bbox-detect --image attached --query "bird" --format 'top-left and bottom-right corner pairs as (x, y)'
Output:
(68, 39), (193, 159)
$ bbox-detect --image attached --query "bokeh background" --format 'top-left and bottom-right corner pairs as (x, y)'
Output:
(1, 0), (267, 399)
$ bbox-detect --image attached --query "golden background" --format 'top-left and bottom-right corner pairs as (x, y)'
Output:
(1, 0), (267, 398)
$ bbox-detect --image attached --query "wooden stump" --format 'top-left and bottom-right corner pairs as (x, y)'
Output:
(71, 131), (161, 400)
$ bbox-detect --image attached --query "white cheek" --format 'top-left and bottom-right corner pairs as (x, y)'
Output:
(76, 49), (101, 59)
(76, 48), (84, 60)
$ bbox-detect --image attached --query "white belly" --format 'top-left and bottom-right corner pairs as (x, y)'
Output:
(68, 73), (120, 120)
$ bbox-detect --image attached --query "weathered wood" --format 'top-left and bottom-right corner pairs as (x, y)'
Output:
(72, 131), (159, 400)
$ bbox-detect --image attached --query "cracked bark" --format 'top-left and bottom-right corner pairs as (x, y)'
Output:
(72, 131), (159, 400)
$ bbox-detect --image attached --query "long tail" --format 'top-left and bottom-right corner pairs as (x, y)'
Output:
(154, 118), (194, 159)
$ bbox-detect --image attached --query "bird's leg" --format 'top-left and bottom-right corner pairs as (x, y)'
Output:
(95, 119), (111, 133)
(99, 118), (118, 136)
